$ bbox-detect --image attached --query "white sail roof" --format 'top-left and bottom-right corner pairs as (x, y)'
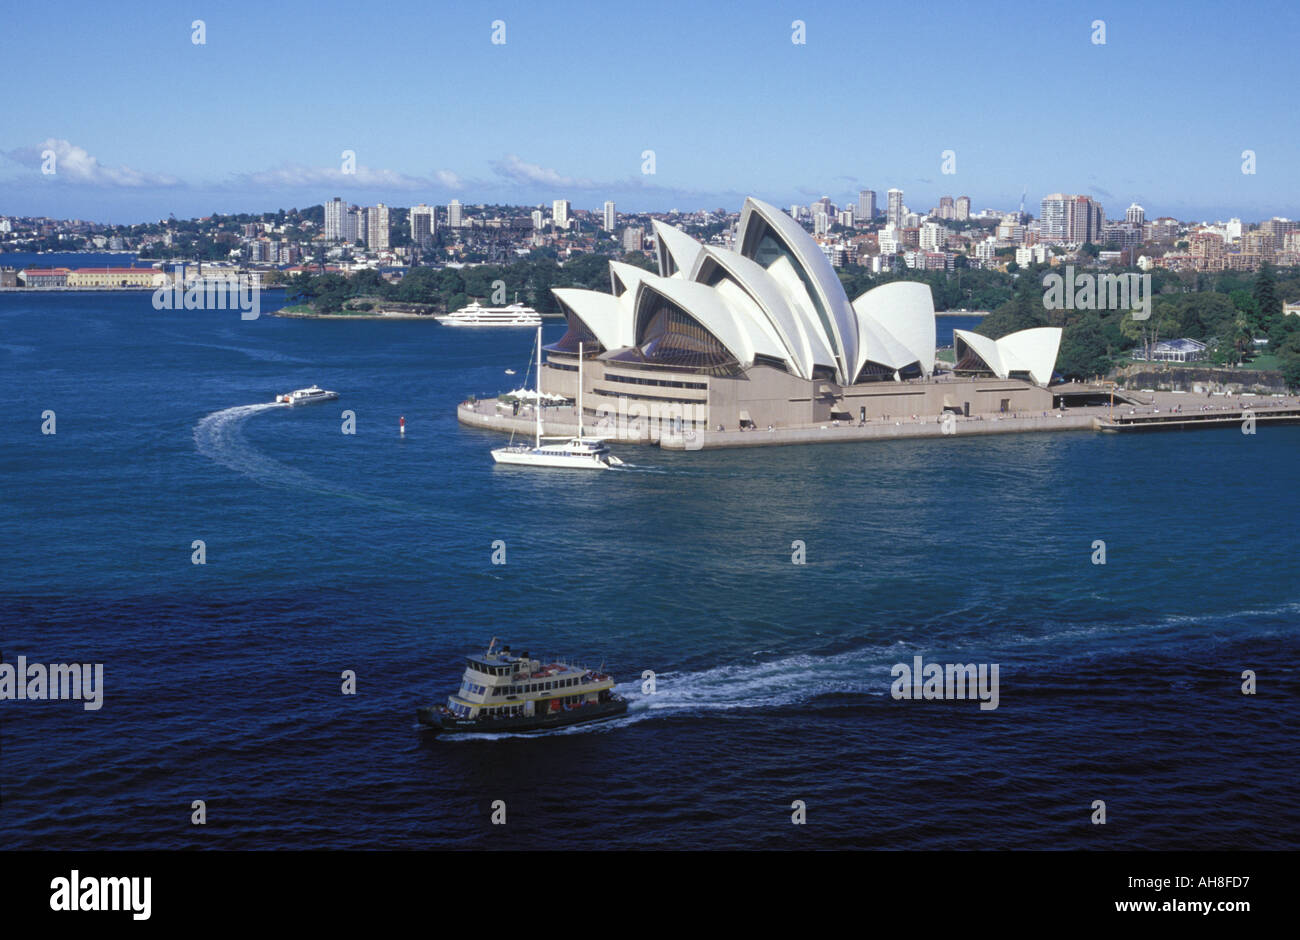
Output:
(552, 288), (635, 350)
(736, 197), (859, 383)
(608, 260), (654, 298)
(548, 196), (945, 386)
(652, 220), (704, 279)
(953, 326), (1061, 386)
(687, 246), (834, 379)
(631, 275), (788, 368)
(850, 281), (937, 378)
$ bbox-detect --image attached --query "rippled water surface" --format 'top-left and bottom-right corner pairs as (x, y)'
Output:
(1, 291), (1297, 849)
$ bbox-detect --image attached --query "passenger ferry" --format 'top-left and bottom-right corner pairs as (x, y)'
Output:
(435, 300), (542, 327)
(416, 640), (627, 735)
(276, 385), (338, 405)
(275, 384), (340, 405)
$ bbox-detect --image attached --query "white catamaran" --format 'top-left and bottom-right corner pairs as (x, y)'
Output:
(490, 327), (623, 469)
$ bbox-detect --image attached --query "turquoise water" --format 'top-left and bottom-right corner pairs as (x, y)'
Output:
(0, 290), (1297, 849)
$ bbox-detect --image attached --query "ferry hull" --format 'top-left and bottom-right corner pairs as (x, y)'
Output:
(279, 393), (338, 405)
(490, 448), (615, 469)
(434, 320), (542, 327)
(416, 698), (628, 735)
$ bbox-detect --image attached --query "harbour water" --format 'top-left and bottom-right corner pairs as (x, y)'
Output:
(1, 290), (1297, 849)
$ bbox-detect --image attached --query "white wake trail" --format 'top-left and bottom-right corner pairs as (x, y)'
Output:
(193, 402), (403, 509)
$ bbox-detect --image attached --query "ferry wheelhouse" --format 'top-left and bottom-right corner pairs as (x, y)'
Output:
(417, 642), (627, 734)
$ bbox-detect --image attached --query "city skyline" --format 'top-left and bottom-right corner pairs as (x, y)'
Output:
(1, 1), (1297, 223)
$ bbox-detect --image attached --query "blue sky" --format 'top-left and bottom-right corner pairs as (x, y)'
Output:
(1, 0), (1295, 223)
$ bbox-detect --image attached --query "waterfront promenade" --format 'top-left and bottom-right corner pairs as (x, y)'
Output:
(457, 390), (1300, 451)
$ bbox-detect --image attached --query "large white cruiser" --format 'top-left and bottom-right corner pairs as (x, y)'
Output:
(435, 300), (542, 327)
(491, 327), (623, 469)
(416, 640), (627, 734)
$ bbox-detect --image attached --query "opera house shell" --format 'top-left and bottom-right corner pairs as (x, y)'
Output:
(540, 197), (1057, 434)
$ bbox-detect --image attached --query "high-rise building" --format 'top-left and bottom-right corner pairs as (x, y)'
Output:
(812, 210), (829, 235)
(622, 226), (643, 251)
(886, 189), (905, 228)
(857, 190), (876, 222)
(410, 204), (435, 248)
(1040, 193), (1104, 243)
(836, 209), (855, 229)
(603, 201), (616, 232)
(531, 209), (544, 230)
(325, 197), (346, 241)
(938, 196), (955, 220)
(920, 221), (949, 251)
(447, 199), (463, 229)
(955, 196), (971, 222)
(553, 200), (571, 229)
(365, 204), (389, 251)
(1070, 195), (1104, 244)
(339, 205), (361, 243)
(1126, 203), (1145, 225)
(1040, 194), (1069, 241)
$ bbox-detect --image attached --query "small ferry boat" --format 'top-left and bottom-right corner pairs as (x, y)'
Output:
(416, 640), (628, 735)
(276, 385), (338, 405)
(435, 300), (542, 327)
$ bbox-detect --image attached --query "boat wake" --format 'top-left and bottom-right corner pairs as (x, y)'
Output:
(430, 601), (1300, 740)
(618, 648), (896, 719)
(609, 462), (669, 474)
(193, 402), (402, 509)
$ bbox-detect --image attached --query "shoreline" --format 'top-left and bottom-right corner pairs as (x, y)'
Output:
(457, 392), (1300, 451)
(270, 308), (438, 320)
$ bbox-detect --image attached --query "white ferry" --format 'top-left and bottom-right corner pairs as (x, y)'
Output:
(435, 300), (542, 327)
(416, 640), (627, 735)
(276, 385), (338, 405)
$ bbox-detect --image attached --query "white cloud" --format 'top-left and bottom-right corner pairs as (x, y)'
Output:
(490, 153), (600, 189)
(434, 169), (464, 189)
(233, 162), (429, 190)
(2, 138), (181, 187)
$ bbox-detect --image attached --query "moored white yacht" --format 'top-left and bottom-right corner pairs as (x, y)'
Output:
(435, 300), (542, 327)
(490, 328), (623, 469)
(276, 385), (338, 405)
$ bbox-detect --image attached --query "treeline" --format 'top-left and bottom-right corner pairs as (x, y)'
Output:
(285, 252), (655, 314)
(977, 263), (1300, 386)
(284, 253), (1300, 388)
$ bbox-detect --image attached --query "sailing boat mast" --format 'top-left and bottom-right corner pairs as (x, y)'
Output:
(534, 325), (542, 447)
(578, 341), (584, 437)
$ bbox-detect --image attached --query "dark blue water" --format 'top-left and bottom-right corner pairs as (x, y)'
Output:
(935, 312), (983, 347)
(1, 292), (1297, 850)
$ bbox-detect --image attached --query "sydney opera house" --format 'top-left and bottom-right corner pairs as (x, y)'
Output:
(539, 197), (1060, 434)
